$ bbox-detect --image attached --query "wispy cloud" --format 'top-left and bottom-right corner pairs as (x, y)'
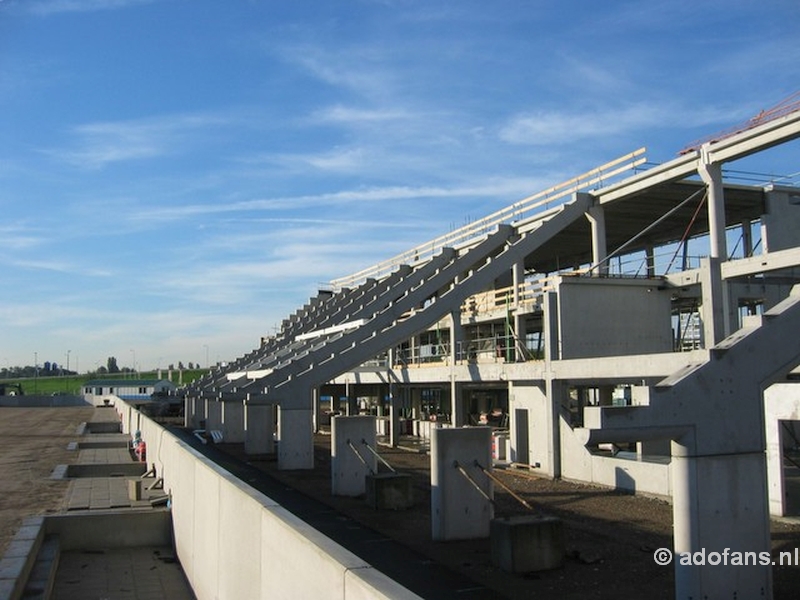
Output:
(7, 257), (111, 277)
(0, 224), (44, 251)
(309, 104), (412, 125)
(497, 101), (752, 147)
(49, 113), (230, 169)
(121, 181), (538, 225)
(279, 43), (403, 103)
(24, 0), (156, 17)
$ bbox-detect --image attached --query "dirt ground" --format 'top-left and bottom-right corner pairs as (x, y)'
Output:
(0, 406), (94, 556)
(222, 433), (800, 600)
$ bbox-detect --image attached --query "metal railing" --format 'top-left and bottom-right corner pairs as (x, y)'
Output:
(330, 148), (647, 289)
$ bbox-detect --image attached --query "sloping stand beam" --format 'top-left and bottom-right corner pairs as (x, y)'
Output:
(580, 285), (800, 599)
(256, 194), (593, 406)
(240, 194), (592, 469)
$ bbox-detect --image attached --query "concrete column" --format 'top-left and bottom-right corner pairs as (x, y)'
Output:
(278, 405), (314, 470)
(512, 261), (526, 361)
(450, 382), (464, 427)
(585, 200), (608, 276)
(410, 388), (422, 422)
(388, 359), (399, 448)
(197, 396), (209, 428)
(431, 426), (493, 541)
(244, 402), (275, 455)
(221, 400), (245, 444)
(671, 451), (772, 598)
(699, 150), (728, 260)
(184, 396), (198, 428)
(205, 399), (222, 432)
(345, 379), (357, 416)
(450, 309), (463, 363)
(544, 378), (564, 479)
(543, 291), (558, 362)
(741, 219), (753, 257)
(331, 415), (377, 496)
(312, 387), (321, 433)
(699, 256), (728, 345)
(645, 245), (656, 277)
(450, 310), (465, 427)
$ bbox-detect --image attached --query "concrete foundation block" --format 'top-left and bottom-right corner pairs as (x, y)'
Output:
(128, 479), (142, 501)
(490, 515), (565, 573)
(365, 473), (414, 510)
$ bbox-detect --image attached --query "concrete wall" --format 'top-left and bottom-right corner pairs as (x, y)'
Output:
(559, 416), (672, 498)
(762, 188), (800, 252)
(508, 383), (552, 472)
(115, 400), (422, 600)
(556, 277), (673, 359)
(764, 383), (800, 517)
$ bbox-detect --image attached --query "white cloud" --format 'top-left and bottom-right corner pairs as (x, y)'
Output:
(24, 0), (156, 17)
(499, 105), (662, 146)
(310, 104), (412, 124)
(8, 257), (111, 277)
(0, 224), (44, 251)
(50, 113), (230, 169)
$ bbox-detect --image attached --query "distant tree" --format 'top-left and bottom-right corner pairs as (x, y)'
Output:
(188, 362), (194, 369)
(178, 361), (185, 370)
(168, 363), (174, 370)
(107, 356), (120, 374)
(44, 361), (52, 372)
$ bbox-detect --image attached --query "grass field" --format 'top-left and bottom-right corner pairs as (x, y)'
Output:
(0, 369), (208, 396)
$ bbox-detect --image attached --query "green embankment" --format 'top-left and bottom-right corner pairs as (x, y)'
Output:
(0, 369), (208, 396)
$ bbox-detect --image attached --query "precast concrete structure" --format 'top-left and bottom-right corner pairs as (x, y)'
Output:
(115, 401), (424, 600)
(183, 104), (800, 599)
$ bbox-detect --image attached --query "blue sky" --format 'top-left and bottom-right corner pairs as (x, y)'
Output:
(0, 0), (798, 373)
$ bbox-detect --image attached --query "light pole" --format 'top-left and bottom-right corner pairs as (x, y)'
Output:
(65, 349), (71, 393)
(130, 349), (136, 377)
(203, 344), (209, 369)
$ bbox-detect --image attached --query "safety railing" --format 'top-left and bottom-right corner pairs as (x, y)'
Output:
(330, 148), (646, 290)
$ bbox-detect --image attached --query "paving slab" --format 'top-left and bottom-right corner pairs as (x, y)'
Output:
(52, 547), (193, 600)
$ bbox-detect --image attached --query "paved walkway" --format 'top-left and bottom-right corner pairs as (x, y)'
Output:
(0, 406), (195, 600)
(53, 546), (192, 600)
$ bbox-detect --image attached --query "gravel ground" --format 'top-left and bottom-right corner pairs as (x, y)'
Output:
(0, 407), (94, 556)
(226, 433), (800, 600)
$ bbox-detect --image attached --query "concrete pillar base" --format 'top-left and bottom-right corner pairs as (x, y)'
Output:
(244, 403), (275, 455)
(278, 406), (314, 470)
(490, 515), (565, 573)
(672, 452), (772, 598)
(331, 415), (376, 496)
(431, 426), (493, 541)
(222, 401), (245, 444)
(366, 473), (414, 510)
